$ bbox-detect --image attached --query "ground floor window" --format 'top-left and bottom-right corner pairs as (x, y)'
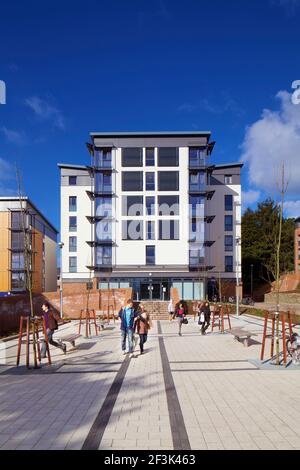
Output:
(97, 277), (205, 301)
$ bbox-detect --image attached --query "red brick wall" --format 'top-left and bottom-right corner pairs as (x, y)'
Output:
(0, 288), (133, 334)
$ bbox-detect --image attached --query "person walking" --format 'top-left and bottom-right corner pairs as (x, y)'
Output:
(135, 304), (152, 355)
(198, 301), (211, 335)
(168, 299), (174, 321)
(175, 300), (188, 336)
(40, 302), (66, 358)
(118, 299), (137, 357)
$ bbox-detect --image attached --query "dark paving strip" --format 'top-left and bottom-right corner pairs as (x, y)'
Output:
(63, 362), (122, 366)
(171, 368), (258, 372)
(169, 360), (250, 364)
(82, 355), (131, 450)
(157, 321), (191, 451)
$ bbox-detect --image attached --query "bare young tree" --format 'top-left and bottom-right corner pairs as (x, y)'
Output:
(274, 163), (289, 365)
(16, 167), (38, 368)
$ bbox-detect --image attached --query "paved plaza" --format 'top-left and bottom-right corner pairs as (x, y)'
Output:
(1, 314), (300, 450)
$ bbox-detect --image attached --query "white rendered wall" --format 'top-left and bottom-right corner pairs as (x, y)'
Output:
(207, 183), (241, 279)
(61, 184), (92, 280)
(114, 147), (190, 271)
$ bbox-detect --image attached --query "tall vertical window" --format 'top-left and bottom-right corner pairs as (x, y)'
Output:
(146, 196), (155, 216)
(146, 246), (155, 265)
(225, 235), (233, 252)
(69, 236), (77, 252)
(225, 215), (233, 232)
(146, 221), (155, 240)
(189, 147), (207, 168)
(96, 221), (112, 240)
(95, 172), (112, 192)
(224, 175), (232, 184)
(69, 196), (77, 212)
(11, 253), (25, 270)
(96, 246), (112, 266)
(69, 216), (77, 232)
(11, 212), (22, 229)
(146, 172), (155, 191)
(225, 256), (233, 272)
(225, 195), (233, 211)
(69, 256), (77, 273)
(95, 197), (112, 217)
(69, 176), (77, 185)
(94, 149), (112, 168)
(146, 148), (155, 166)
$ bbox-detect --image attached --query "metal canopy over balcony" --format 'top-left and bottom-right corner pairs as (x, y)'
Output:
(86, 240), (114, 247)
(86, 265), (113, 272)
(203, 241), (216, 247)
(86, 190), (114, 200)
(204, 215), (216, 223)
(87, 166), (113, 174)
(86, 215), (114, 224)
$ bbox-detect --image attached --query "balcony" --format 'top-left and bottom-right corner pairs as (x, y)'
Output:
(86, 190), (114, 200)
(86, 240), (114, 247)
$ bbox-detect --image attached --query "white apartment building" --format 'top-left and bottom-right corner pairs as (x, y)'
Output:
(59, 131), (242, 301)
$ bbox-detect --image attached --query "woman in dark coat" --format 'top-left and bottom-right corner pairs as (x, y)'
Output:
(198, 301), (211, 335)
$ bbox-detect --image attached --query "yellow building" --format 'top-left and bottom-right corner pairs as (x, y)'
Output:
(0, 197), (58, 295)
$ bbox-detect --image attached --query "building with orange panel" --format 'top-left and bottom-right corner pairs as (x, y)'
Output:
(0, 197), (58, 295)
(295, 217), (300, 275)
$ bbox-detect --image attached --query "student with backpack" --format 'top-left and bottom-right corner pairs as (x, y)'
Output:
(118, 299), (137, 357)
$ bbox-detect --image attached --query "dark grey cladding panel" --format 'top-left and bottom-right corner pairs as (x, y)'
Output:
(93, 136), (209, 148)
(210, 166), (241, 185)
(60, 168), (90, 176)
(60, 167), (92, 186)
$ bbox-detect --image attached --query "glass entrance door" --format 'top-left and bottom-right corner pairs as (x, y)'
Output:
(141, 282), (162, 300)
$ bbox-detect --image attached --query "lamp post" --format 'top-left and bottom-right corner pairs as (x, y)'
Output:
(58, 242), (64, 318)
(235, 237), (241, 317)
(250, 264), (254, 301)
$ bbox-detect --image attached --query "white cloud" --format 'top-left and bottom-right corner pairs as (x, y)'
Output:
(271, 0), (300, 15)
(25, 96), (65, 130)
(284, 200), (300, 218)
(241, 90), (300, 196)
(1, 127), (27, 146)
(242, 189), (261, 209)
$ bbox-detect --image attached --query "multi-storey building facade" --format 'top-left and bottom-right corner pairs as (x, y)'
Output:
(59, 131), (242, 301)
(0, 197), (58, 295)
(295, 217), (300, 274)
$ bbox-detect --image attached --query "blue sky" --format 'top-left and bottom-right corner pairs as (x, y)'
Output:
(0, 0), (300, 234)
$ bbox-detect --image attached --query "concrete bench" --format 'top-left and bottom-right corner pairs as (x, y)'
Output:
(58, 333), (82, 348)
(230, 328), (255, 347)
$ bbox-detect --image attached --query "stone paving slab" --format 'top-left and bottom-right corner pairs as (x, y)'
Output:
(0, 315), (300, 450)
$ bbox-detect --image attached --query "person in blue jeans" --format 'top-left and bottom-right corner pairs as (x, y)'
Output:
(118, 299), (137, 357)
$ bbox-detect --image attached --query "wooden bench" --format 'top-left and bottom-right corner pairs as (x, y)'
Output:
(58, 334), (82, 348)
(230, 328), (255, 347)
